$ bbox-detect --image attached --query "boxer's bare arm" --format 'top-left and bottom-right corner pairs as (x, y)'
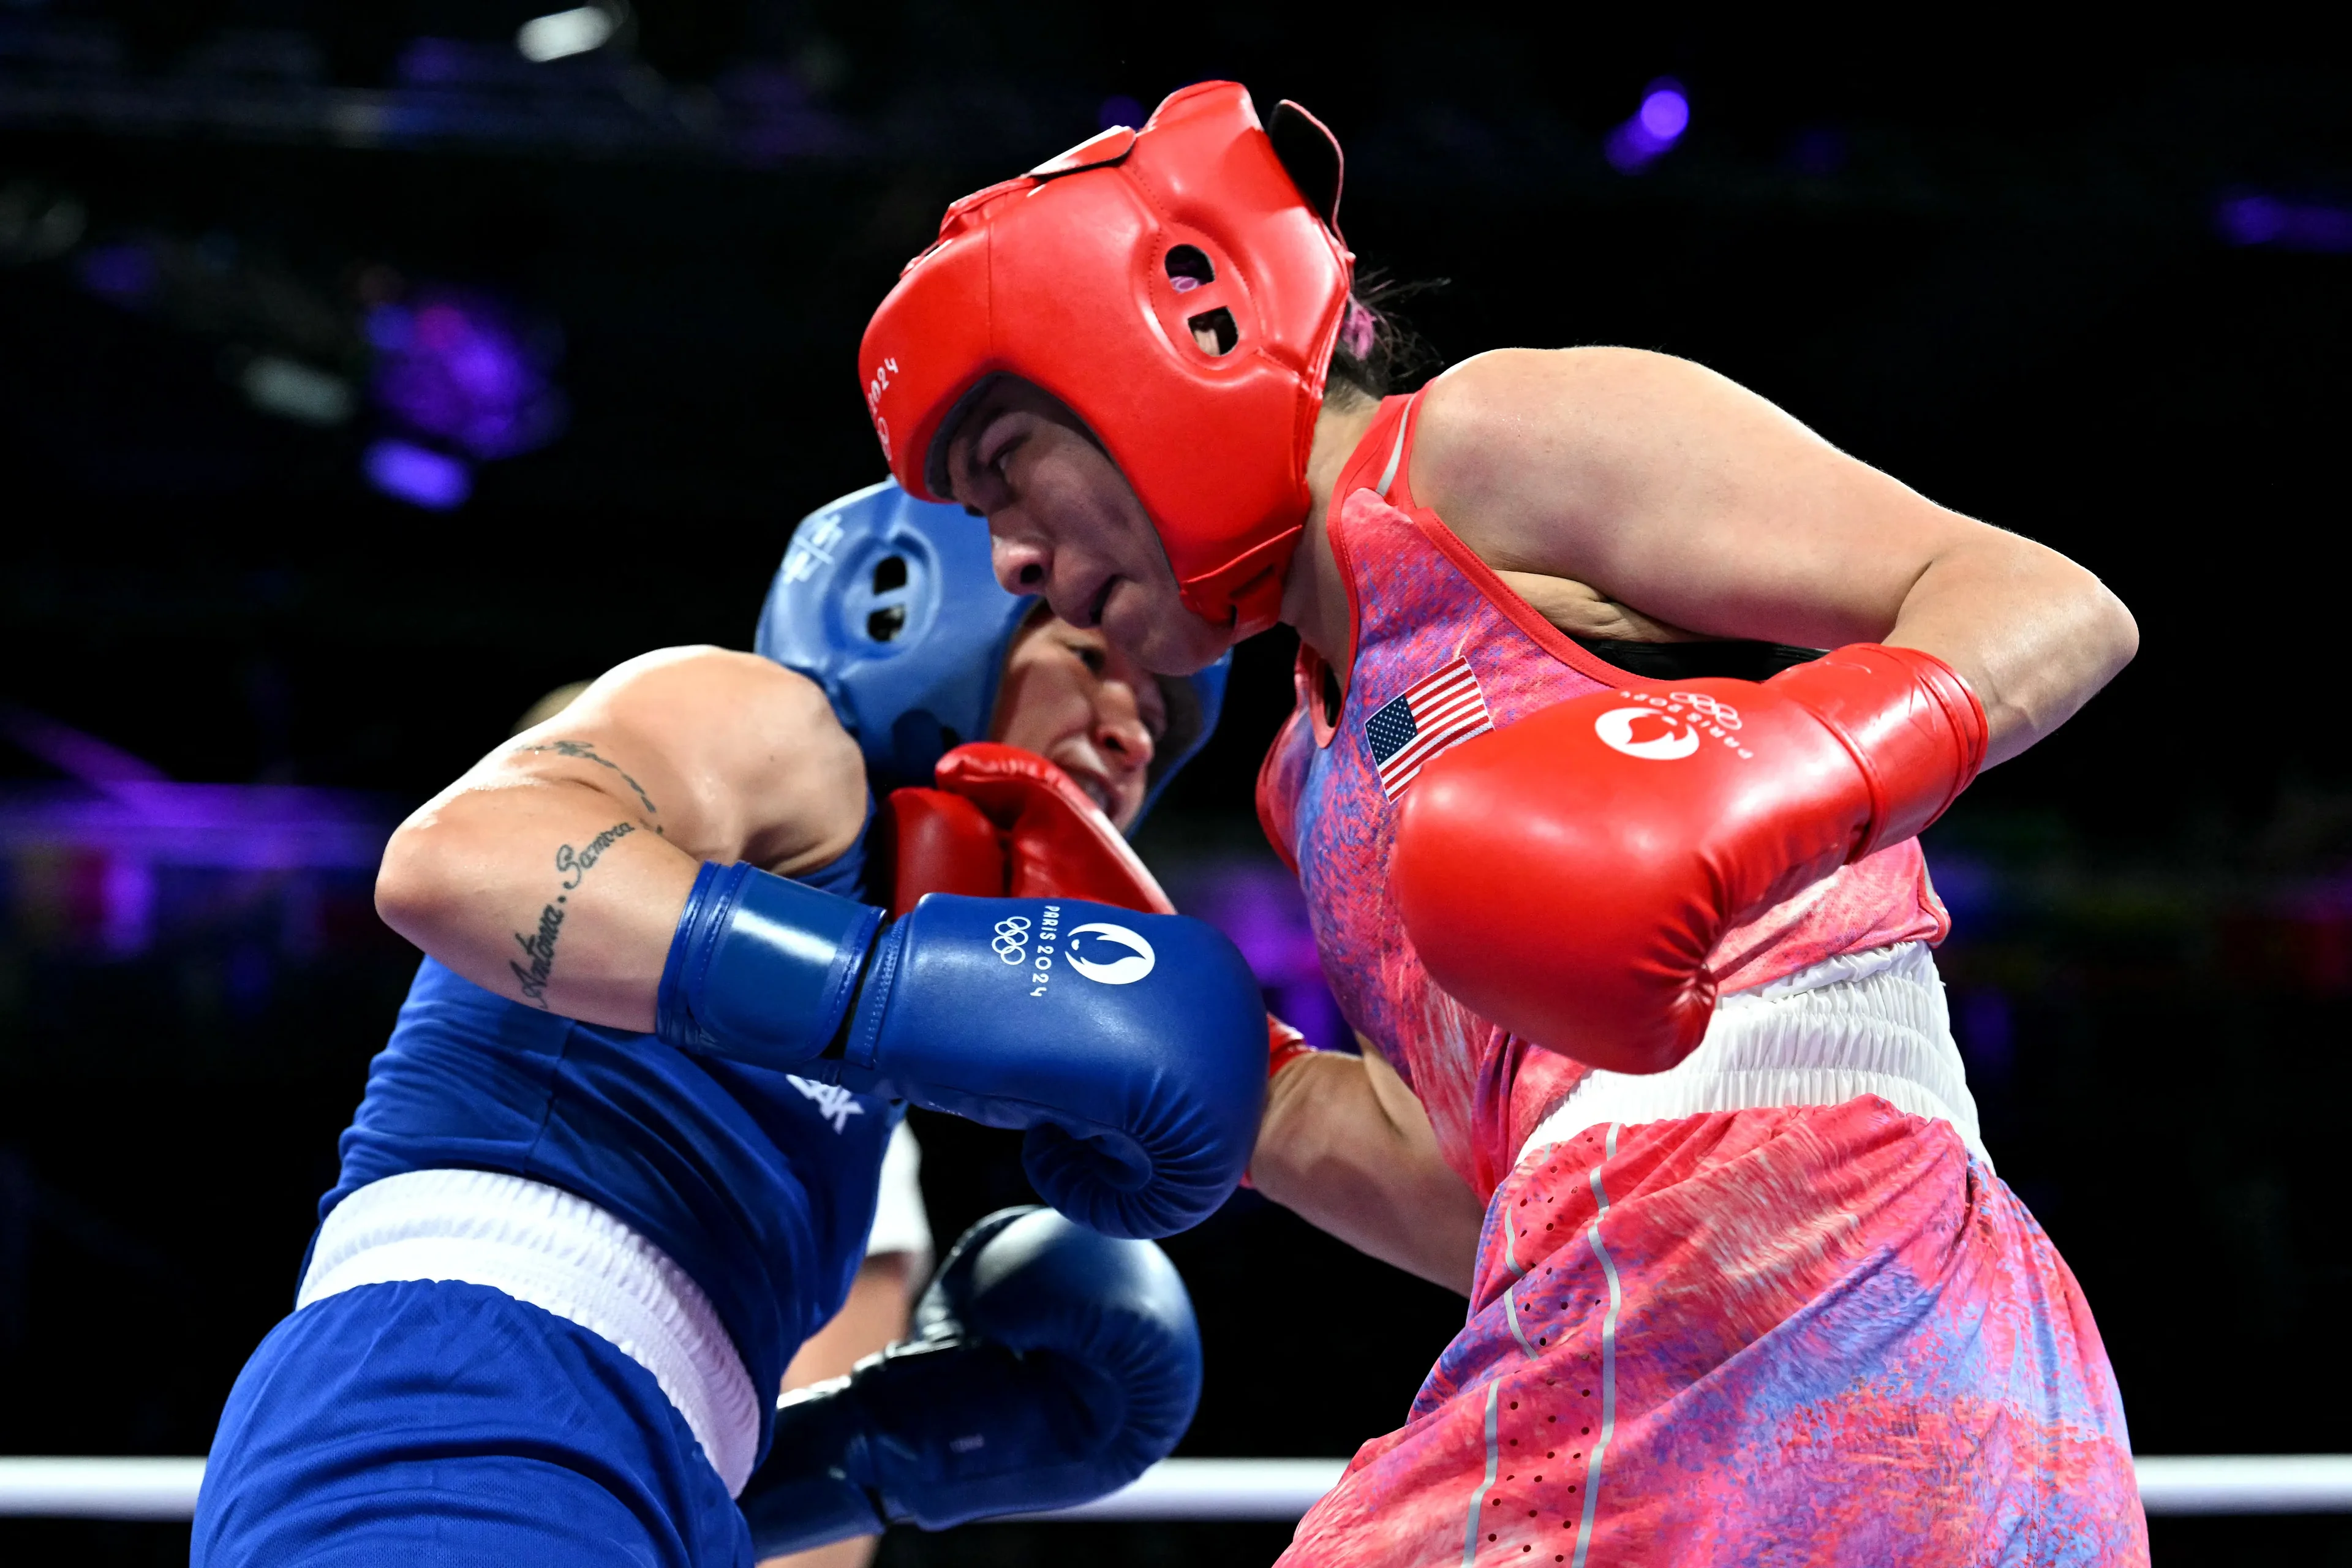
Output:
(1408, 348), (2139, 766)
(375, 647), (867, 1031)
(1250, 1035), (1482, 1295)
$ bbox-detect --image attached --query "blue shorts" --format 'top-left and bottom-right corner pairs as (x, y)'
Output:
(193, 1280), (751, 1567)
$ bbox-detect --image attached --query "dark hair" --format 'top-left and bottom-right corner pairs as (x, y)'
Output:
(1327, 270), (1444, 407)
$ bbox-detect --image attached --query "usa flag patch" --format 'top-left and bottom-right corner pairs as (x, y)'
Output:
(1363, 655), (1493, 799)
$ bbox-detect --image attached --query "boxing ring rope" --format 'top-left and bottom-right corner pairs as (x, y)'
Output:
(4, 1455), (2351, 1521)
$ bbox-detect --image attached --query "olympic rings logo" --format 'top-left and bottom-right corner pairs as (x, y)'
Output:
(1668, 692), (1742, 730)
(992, 916), (1031, 965)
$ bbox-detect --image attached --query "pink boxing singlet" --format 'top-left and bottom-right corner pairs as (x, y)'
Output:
(1260, 391), (2145, 1567)
(1259, 391), (1953, 1199)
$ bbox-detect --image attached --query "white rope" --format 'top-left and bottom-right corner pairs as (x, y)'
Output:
(2135, 1454), (2352, 1514)
(0, 1458), (209, 1520)
(1025, 1458), (1348, 1520)
(3, 1455), (2349, 1521)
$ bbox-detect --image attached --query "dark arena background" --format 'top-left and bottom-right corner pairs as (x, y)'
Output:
(4, 5), (2350, 1564)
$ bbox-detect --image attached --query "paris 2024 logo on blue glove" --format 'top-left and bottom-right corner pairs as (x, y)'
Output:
(1001, 906), (1156, 997)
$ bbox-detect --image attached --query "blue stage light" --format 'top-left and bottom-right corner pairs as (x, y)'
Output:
(2216, 194), (2352, 254)
(363, 439), (472, 510)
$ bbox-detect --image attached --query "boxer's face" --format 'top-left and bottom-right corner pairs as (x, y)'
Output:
(943, 379), (1234, 678)
(990, 609), (1168, 830)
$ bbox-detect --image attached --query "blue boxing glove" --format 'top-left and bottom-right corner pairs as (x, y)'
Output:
(739, 1207), (1201, 1557)
(657, 861), (1265, 1238)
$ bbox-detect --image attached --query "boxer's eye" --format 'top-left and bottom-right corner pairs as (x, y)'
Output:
(867, 606), (907, 642)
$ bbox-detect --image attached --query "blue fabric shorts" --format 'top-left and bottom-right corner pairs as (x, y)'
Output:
(193, 1280), (751, 1567)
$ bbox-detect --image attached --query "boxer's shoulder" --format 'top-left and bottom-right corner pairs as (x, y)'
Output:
(1410, 347), (1742, 526)
(563, 646), (869, 875)
(1404, 348), (1814, 632)
(590, 644), (844, 742)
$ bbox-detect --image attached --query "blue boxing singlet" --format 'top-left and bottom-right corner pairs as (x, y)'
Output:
(322, 809), (900, 1463)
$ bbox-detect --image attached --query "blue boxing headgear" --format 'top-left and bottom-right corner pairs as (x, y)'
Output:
(756, 480), (1227, 828)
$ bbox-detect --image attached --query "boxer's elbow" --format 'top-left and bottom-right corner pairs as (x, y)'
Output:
(2085, 577), (2139, 686)
(1979, 562), (2139, 767)
(374, 806), (473, 953)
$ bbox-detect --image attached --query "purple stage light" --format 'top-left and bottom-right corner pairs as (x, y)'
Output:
(369, 290), (567, 460)
(364, 439), (472, 510)
(1162, 857), (1352, 1054)
(1605, 78), (1689, 174)
(0, 783), (393, 873)
(1639, 85), (1690, 141)
(2215, 194), (2352, 254)
(0, 709), (398, 965)
(1100, 95), (1144, 130)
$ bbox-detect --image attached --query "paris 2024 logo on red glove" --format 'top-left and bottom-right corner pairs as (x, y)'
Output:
(1591, 691), (1756, 764)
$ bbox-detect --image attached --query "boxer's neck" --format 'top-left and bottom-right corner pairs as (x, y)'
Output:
(1282, 394), (1382, 679)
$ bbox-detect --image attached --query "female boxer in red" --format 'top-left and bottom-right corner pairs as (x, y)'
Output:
(858, 83), (2147, 1567)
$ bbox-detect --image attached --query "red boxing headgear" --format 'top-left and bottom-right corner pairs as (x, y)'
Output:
(860, 82), (1354, 637)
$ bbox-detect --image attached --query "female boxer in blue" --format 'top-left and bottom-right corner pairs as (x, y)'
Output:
(191, 482), (1263, 1567)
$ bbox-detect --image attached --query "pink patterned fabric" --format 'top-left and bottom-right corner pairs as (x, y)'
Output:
(1283, 1104), (2145, 1566)
(1259, 391), (2144, 1563)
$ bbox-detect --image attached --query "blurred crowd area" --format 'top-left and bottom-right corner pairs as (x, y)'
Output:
(7, 3), (2352, 1564)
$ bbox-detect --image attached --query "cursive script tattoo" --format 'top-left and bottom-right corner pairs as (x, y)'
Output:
(520, 739), (662, 826)
(557, 821), (636, 889)
(510, 821), (639, 1006)
(510, 900), (564, 1008)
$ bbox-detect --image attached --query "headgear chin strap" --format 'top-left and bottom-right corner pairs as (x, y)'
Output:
(860, 81), (1354, 639)
(756, 480), (1227, 830)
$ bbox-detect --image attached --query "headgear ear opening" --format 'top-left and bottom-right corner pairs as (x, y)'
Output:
(758, 480), (1228, 833)
(758, 481), (1033, 801)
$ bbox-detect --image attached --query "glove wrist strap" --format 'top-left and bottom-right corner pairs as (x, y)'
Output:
(741, 1383), (889, 1558)
(655, 860), (884, 1071)
(1770, 643), (1989, 860)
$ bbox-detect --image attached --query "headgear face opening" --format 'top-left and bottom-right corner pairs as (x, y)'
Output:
(756, 480), (1227, 829)
(859, 82), (1354, 639)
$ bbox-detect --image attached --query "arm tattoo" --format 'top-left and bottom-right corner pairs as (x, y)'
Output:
(510, 902), (564, 1008)
(557, 820), (638, 889)
(519, 739), (662, 827)
(508, 820), (638, 1008)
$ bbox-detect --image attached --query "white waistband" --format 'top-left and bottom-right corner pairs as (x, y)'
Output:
(1522, 942), (1989, 1167)
(297, 1169), (760, 1496)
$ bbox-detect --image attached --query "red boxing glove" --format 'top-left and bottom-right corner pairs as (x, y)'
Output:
(884, 742), (1176, 916)
(1392, 644), (1986, 1076)
(1265, 1015), (1316, 1080)
(882, 787), (1006, 916)
(930, 743), (1177, 914)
